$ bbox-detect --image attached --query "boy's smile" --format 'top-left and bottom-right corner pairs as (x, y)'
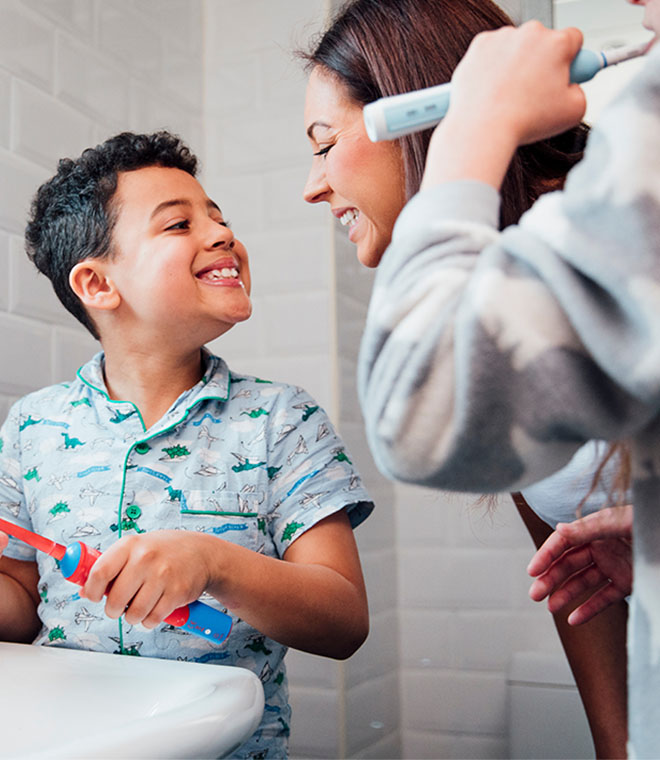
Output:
(103, 166), (252, 346)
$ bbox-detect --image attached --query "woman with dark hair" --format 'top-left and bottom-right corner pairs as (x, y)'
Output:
(301, 1), (627, 756)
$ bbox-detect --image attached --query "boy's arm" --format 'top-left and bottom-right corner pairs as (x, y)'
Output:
(81, 510), (368, 660)
(0, 535), (41, 642)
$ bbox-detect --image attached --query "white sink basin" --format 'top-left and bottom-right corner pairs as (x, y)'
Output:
(0, 642), (264, 759)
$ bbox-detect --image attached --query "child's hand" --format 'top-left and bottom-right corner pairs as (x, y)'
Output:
(0, 531), (8, 556)
(448, 21), (587, 146)
(80, 531), (214, 629)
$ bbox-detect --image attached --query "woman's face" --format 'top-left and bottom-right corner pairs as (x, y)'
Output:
(303, 67), (406, 268)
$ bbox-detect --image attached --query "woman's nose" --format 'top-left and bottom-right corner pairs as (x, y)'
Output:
(303, 163), (331, 204)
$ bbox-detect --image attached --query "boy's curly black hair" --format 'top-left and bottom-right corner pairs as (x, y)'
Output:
(25, 131), (198, 339)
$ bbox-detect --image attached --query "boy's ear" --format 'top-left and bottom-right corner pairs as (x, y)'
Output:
(69, 260), (121, 312)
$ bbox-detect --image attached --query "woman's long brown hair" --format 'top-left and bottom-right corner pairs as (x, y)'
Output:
(303, 0), (589, 225)
(303, 0), (630, 501)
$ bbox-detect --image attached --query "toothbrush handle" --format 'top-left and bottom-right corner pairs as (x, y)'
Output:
(60, 541), (232, 644)
(364, 48), (604, 142)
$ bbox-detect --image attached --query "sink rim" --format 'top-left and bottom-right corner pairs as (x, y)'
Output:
(0, 641), (264, 759)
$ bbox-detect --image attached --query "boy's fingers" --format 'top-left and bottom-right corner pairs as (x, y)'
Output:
(0, 531), (8, 553)
(123, 586), (165, 627)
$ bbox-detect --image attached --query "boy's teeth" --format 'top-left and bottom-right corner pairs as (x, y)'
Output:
(340, 209), (359, 227)
(204, 267), (239, 280)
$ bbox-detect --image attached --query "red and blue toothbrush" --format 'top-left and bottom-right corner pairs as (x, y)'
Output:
(0, 517), (232, 644)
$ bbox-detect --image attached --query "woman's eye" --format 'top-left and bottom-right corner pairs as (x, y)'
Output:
(165, 220), (190, 231)
(313, 144), (334, 158)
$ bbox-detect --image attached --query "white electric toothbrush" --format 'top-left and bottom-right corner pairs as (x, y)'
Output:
(363, 40), (650, 142)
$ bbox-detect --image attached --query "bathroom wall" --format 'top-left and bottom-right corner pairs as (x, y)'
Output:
(0, 0), (204, 417)
(202, 1), (401, 756)
(0, 1), (645, 759)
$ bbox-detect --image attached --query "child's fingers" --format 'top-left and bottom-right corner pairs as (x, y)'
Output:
(123, 585), (166, 627)
(0, 531), (8, 554)
(82, 540), (133, 605)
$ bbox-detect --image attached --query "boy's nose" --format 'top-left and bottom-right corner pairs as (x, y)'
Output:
(303, 164), (331, 204)
(209, 222), (234, 249)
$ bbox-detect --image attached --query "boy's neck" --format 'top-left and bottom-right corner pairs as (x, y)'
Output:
(101, 345), (205, 430)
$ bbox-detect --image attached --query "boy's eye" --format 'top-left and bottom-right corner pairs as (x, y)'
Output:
(313, 144), (334, 158)
(165, 220), (190, 231)
(218, 219), (231, 228)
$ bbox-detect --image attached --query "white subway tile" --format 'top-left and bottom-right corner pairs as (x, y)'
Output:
(0, 149), (50, 235)
(204, 0), (326, 57)
(263, 167), (327, 230)
(0, 71), (10, 149)
(215, 113), (311, 172)
(288, 686), (340, 758)
(261, 290), (331, 355)
(12, 79), (93, 168)
(394, 484), (464, 549)
(261, 46), (309, 111)
(0, 313), (52, 394)
(98, 2), (162, 82)
(362, 549), (397, 615)
(0, 1), (54, 89)
(285, 649), (339, 690)
(399, 546), (512, 609)
(56, 35), (129, 127)
(350, 730), (402, 760)
(9, 236), (78, 327)
(345, 671), (400, 756)
(128, 82), (197, 138)
(132, 0), (202, 55)
(21, 0), (93, 36)
(401, 670), (507, 734)
(246, 227), (333, 295)
(199, 172), (266, 236)
(403, 729), (508, 760)
(0, 232), (9, 311)
(345, 610), (399, 689)
(161, 42), (203, 110)
(52, 327), (98, 382)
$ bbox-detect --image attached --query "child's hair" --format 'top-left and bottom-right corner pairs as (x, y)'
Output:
(301, 0), (589, 228)
(25, 131), (198, 339)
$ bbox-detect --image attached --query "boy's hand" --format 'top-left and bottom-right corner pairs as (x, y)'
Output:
(448, 21), (587, 146)
(527, 505), (633, 625)
(0, 531), (7, 555)
(81, 531), (214, 629)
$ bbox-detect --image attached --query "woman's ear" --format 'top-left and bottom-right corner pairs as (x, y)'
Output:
(69, 260), (121, 312)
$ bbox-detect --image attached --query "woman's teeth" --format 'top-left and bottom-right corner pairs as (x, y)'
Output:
(340, 209), (359, 227)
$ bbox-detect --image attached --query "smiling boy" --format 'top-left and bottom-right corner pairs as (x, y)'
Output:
(0, 131), (372, 759)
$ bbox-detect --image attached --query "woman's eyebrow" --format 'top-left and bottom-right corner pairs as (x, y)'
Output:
(306, 121), (332, 140)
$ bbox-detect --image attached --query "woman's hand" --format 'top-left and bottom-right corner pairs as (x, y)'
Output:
(449, 21), (587, 146)
(81, 530), (216, 629)
(527, 505), (633, 625)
